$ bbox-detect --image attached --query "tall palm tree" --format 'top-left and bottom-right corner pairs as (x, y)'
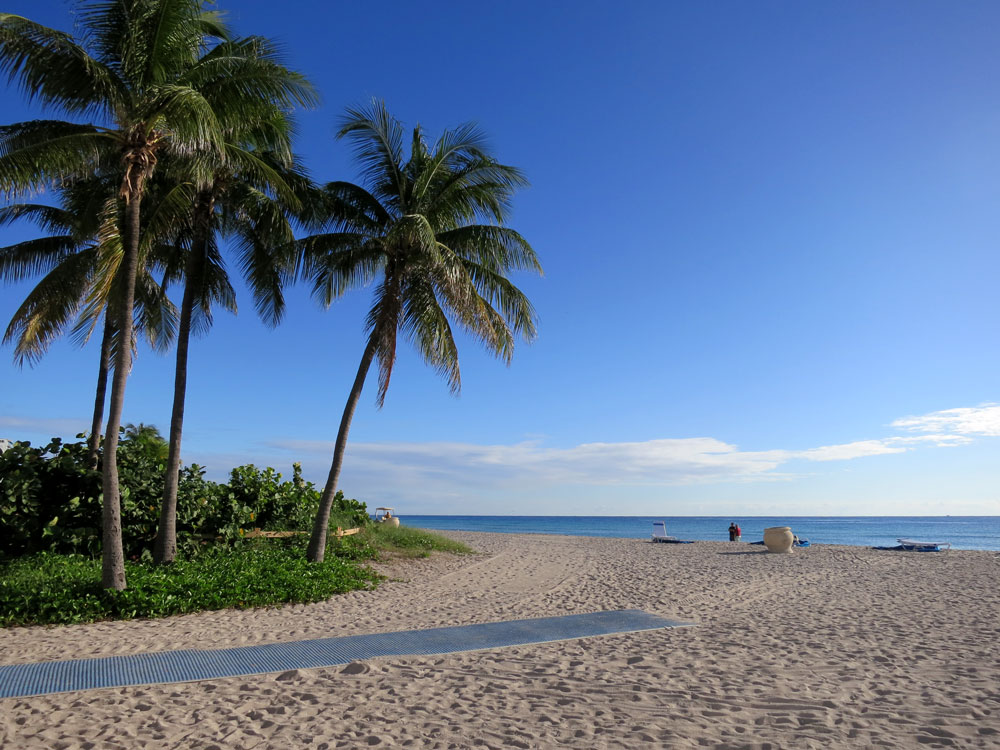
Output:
(0, 178), (179, 467)
(300, 101), (542, 563)
(151, 39), (316, 565)
(0, 0), (239, 589)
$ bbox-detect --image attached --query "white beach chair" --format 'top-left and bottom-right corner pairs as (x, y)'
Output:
(897, 538), (951, 551)
(651, 521), (679, 543)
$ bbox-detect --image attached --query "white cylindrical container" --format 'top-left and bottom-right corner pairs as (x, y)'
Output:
(763, 526), (794, 553)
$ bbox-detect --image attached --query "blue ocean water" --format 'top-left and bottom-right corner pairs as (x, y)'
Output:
(399, 516), (1000, 551)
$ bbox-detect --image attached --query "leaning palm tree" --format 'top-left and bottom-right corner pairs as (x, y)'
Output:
(0, 0), (237, 589)
(300, 101), (542, 563)
(151, 39), (316, 565)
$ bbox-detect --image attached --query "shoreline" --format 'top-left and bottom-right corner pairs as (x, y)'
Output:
(2, 531), (999, 747)
(401, 517), (1000, 552)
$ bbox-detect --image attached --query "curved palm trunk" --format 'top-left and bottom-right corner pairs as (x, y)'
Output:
(307, 335), (379, 563)
(154, 229), (207, 565)
(87, 313), (114, 469)
(101, 191), (142, 590)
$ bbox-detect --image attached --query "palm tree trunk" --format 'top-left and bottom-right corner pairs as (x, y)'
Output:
(87, 313), (114, 469)
(154, 233), (205, 565)
(101, 191), (141, 590)
(307, 334), (379, 563)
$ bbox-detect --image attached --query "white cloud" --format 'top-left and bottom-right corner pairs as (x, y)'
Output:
(265, 436), (792, 487)
(5, 403), (993, 501)
(794, 439), (908, 462)
(892, 403), (1000, 437)
(793, 433), (972, 462)
(265, 424), (982, 489)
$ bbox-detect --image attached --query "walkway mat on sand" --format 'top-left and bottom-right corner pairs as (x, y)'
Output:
(0, 609), (692, 698)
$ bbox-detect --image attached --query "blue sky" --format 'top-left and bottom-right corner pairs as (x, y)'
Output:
(2, 0), (999, 516)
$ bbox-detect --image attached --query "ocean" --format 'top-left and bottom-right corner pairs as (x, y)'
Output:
(398, 515), (1000, 551)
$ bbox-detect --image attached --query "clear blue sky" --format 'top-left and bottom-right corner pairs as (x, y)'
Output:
(2, 0), (999, 516)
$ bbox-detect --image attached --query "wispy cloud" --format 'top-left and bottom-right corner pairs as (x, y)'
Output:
(892, 403), (1000, 437)
(265, 437), (792, 487)
(256, 404), (999, 493)
(793, 434), (972, 462)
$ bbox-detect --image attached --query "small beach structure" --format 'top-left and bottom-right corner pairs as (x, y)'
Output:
(763, 526), (795, 553)
(651, 521), (693, 544)
(375, 507), (400, 528)
(873, 538), (951, 552)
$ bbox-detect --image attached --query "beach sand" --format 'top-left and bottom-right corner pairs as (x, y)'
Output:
(2, 532), (999, 748)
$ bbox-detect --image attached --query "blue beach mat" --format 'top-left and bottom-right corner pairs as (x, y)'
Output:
(0, 609), (693, 699)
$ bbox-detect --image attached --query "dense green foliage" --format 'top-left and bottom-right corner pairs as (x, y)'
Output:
(0, 540), (382, 626)
(0, 434), (369, 559)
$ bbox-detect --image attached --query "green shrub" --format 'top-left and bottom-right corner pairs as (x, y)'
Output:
(0, 436), (371, 559)
(226, 462), (321, 533)
(0, 438), (101, 558)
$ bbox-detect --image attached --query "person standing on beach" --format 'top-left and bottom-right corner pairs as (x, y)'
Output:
(735, 523), (742, 542)
(728, 523), (737, 541)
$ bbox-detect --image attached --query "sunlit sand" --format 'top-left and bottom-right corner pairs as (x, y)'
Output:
(2, 532), (998, 747)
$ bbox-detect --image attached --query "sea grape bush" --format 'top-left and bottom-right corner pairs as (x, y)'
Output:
(0, 435), (370, 559)
(0, 438), (101, 557)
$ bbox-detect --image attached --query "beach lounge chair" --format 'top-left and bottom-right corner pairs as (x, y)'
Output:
(651, 521), (693, 544)
(873, 538), (951, 552)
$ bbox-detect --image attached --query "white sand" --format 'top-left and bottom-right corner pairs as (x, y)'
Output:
(2, 532), (999, 748)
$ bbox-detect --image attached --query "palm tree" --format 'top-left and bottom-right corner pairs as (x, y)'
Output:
(300, 101), (542, 563)
(0, 0), (240, 589)
(122, 422), (169, 462)
(0, 178), (178, 468)
(149, 36), (316, 565)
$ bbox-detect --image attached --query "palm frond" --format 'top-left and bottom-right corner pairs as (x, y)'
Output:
(437, 225), (542, 274)
(0, 120), (113, 195)
(184, 35), (318, 116)
(412, 121), (491, 204)
(457, 258), (538, 343)
(0, 202), (75, 234)
(337, 99), (406, 210)
(365, 276), (403, 407)
(227, 186), (298, 326)
(188, 239), (236, 337)
(386, 213), (439, 264)
(0, 235), (83, 281)
(0, 12), (123, 117)
(147, 83), (223, 150)
(298, 233), (383, 306)
(400, 275), (461, 394)
(424, 159), (528, 227)
(133, 269), (179, 350)
(321, 180), (391, 233)
(3, 246), (97, 365)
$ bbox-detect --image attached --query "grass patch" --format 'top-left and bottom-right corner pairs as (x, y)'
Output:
(0, 539), (382, 627)
(364, 524), (473, 558)
(0, 524), (472, 627)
